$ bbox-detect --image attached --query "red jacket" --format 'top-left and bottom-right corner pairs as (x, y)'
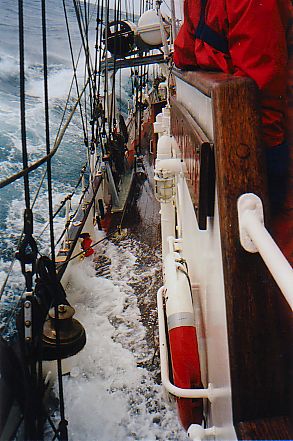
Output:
(82, 237), (95, 257)
(174, 0), (291, 148)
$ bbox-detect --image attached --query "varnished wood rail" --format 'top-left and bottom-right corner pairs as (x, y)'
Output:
(171, 69), (292, 439)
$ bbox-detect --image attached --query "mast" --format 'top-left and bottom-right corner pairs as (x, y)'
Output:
(169, 0), (177, 40)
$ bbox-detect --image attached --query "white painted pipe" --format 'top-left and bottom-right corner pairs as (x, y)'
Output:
(156, 113), (163, 124)
(156, 158), (182, 173)
(187, 424), (217, 441)
(176, 174), (186, 237)
(160, 203), (175, 261)
(167, 236), (183, 254)
(157, 286), (214, 400)
(156, 134), (173, 159)
(242, 210), (293, 310)
(153, 121), (164, 134)
(90, 151), (95, 178)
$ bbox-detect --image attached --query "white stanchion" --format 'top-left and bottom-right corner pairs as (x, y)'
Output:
(238, 193), (293, 310)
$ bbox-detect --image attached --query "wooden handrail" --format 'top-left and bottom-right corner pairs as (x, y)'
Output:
(173, 68), (257, 98)
(170, 69), (291, 435)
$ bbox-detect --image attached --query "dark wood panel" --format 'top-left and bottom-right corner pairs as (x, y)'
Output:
(171, 70), (292, 436)
(211, 76), (291, 424)
(171, 97), (215, 229)
(237, 416), (293, 440)
(198, 142), (215, 229)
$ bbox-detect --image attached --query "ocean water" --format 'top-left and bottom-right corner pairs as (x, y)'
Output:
(48, 235), (188, 441)
(0, 1), (188, 439)
(0, 0), (88, 261)
(0, 0), (94, 339)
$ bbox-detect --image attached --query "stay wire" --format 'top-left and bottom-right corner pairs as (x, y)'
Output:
(41, 2), (68, 439)
(47, 416), (61, 441)
(0, 167), (47, 301)
(0, 77), (87, 190)
(72, 0), (94, 106)
(93, 0), (104, 157)
(1, 164), (90, 334)
(18, 0), (30, 210)
(118, 0), (122, 113)
(62, 0), (87, 142)
(96, 0), (104, 102)
(162, 0), (171, 12)
(64, 0), (98, 147)
(42, 0), (56, 264)
(38, 165), (86, 239)
(83, 64), (89, 146)
(0, 163), (82, 327)
(138, 66), (143, 152)
(0, 1), (95, 331)
(109, 0), (120, 130)
(92, 0), (100, 138)
(82, 0), (94, 121)
(96, 0), (106, 146)
(104, 0), (110, 126)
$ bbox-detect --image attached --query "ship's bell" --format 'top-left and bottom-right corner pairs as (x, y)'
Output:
(42, 304), (86, 361)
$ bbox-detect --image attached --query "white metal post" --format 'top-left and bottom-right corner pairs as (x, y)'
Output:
(238, 193), (293, 310)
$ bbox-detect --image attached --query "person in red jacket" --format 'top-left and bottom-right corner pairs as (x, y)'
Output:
(80, 233), (95, 257)
(174, 0), (292, 264)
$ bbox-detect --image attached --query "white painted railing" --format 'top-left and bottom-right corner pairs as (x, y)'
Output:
(237, 193), (293, 310)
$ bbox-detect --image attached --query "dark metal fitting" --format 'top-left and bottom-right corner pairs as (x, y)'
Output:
(24, 208), (33, 235)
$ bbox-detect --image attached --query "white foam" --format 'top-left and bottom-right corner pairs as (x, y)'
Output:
(50, 237), (188, 441)
(27, 67), (76, 100)
(0, 54), (19, 79)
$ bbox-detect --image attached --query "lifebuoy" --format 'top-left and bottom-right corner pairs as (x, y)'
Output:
(165, 253), (203, 430)
(168, 320), (203, 430)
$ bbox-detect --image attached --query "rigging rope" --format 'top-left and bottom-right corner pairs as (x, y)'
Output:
(1, 46), (96, 294)
(18, 0), (30, 210)
(72, 0), (95, 102)
(0, 168), (47, 301)
(41, 3), (68, 439)
(42, 0), (55, 264)
(62, 0), (88, 143)
(17, 0), (38, 297)
(0, 81), (89, 190)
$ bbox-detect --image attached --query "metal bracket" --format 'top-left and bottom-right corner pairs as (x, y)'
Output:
(24, 292), (33, 342)
(187, 424), (217, 441)
(237, 193), (264, 253)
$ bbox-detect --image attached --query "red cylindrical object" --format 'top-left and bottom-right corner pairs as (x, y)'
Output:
(168, 326), (203, 430)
